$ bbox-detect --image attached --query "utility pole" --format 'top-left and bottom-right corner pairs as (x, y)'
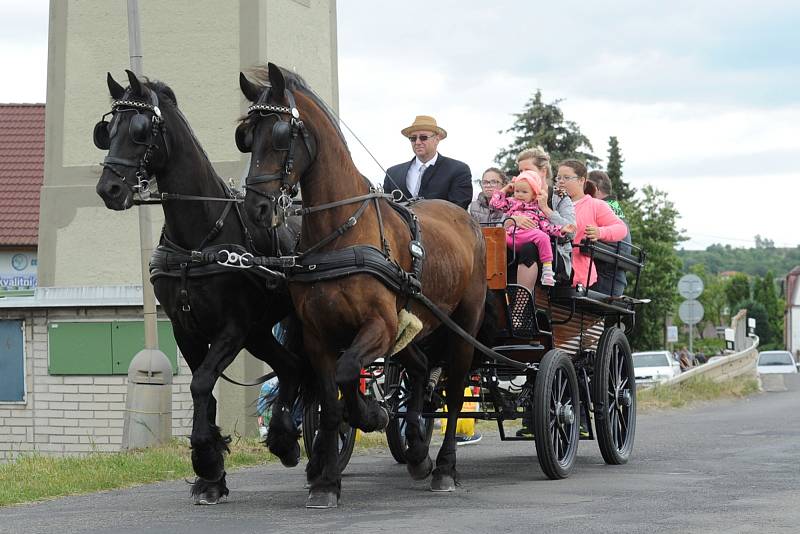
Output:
(121, 0), (174, 450)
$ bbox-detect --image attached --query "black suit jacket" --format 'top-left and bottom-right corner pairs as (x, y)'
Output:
(383, 154), (472, 209)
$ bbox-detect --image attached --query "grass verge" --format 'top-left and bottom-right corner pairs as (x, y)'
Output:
(0, 430), (393, 508)
(637, 375), (759, 412)
(0, 436), (274, 508)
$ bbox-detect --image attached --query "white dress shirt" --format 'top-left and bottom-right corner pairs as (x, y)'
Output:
(405, 152), (439, 197)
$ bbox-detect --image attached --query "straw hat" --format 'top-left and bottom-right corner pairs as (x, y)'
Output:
(400, 115), (447, 140)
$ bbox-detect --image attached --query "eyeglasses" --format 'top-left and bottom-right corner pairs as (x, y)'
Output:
(556, 174), (580, 182)
(480, 180), (503, 187)
(408, 134), (436, 142)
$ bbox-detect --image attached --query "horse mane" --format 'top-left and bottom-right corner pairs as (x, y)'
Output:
(248, 64), (348, 146)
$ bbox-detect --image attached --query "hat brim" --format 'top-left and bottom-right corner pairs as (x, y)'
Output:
(401, 125), (447, 140)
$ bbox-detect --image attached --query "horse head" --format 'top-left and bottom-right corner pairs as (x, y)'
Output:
(238, 63), (317, 228)
(94, 70), (171, 210)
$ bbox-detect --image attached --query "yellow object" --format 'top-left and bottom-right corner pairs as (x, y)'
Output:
(391, 309), (423, 355)
(441, 387), (478, 436)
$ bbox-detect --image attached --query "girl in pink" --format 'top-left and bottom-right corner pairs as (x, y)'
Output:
(556, 160), (628, 288)
(490, 171), (575, 286)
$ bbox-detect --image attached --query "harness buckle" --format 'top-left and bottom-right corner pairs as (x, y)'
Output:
(190, 250), (203, 263)
(409, 240), (425, 260)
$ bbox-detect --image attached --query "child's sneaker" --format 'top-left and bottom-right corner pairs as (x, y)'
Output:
(541, 265), (556, 286)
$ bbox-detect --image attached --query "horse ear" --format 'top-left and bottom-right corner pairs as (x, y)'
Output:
(267, 62), (286, 100)
(239, 72), (262, 103)
(107, 72), (125, 99)
(125, 69), (143, 97)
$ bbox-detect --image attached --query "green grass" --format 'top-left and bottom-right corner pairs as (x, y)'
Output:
(637, 375), (759, 411)
(0, 436), (275, 507)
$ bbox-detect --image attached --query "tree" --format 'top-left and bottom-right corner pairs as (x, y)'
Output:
(626, 185), (685, 350)
(687, 264), (727, 333)
(494, 90), (599, 176)
(735, 299), (771, 345)
(725, 273), (750, 312)
(752, 271), (783, 348)
(606, 136), (634, 202)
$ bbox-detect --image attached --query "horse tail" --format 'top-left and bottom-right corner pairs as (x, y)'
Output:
(474, 290), (500, 359)
(280, 313), (316, 409)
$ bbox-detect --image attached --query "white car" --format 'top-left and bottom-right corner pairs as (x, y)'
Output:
(632, 351), (682, 386)
(707, 355), (726, 364)
(756, 351), (798, 375)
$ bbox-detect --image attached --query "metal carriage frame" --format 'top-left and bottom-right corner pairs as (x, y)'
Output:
(380, 227), (647, 479)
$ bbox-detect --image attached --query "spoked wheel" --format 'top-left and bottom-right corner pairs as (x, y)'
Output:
(385, 363), (435, 464)
(593, 326), (636, 465)
(533, 349), (580, 480)
(302, 400), (357, 473)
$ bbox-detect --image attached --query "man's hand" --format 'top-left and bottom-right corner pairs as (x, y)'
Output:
(504, 215), (538, 229)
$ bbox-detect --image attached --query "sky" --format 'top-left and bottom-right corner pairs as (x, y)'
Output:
(1, 0), (798, 250)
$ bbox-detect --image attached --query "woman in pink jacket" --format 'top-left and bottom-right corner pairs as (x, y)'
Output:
(556, 160), (628, 288)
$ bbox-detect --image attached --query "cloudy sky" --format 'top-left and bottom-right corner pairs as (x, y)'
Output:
(2, 1), (798, 250)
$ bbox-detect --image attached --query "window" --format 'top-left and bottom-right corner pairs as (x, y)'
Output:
(0, 320), (25, 402)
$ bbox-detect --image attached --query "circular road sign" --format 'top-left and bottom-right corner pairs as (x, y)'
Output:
(679, 299), (704, 325)
(678, 274), (704, 299)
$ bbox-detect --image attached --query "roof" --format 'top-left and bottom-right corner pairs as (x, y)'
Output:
(0, 104), (45, 246)
(0, 285), (147, 309)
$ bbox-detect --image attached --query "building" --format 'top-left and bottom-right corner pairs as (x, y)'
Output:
(0, 104), (44, 296)
(786, 266), (800, 360)
(0, 0), (338, 459)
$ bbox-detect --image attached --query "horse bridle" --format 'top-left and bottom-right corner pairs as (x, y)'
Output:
(93, 90), (169, 197)
(239, 88), (316, 215)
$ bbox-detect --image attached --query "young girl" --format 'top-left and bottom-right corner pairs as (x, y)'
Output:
(490, 171), (575, 286)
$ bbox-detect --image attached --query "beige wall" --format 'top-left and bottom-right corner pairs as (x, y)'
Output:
(39, 0), (338, 287)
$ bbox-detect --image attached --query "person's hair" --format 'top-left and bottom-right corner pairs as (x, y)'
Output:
(583, 180), (597, 197)
(482, 167), (509, 184)
(516, 146), (552, 182)
(558, 159), (588, 179)
(587, 170), (613, 195)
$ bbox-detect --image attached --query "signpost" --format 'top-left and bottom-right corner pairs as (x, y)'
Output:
(678, 274), (705, 354)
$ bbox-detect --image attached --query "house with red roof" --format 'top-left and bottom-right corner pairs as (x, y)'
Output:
(0, 104), (44, 294)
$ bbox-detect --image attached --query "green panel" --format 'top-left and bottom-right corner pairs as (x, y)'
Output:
(111, 321), (179, 375)
(48, 322), (112, 375)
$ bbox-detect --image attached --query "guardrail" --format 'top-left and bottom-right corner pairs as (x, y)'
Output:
(659, 335), (759, 387)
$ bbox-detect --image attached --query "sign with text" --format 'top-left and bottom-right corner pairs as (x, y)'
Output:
(0, 250), (38, 290)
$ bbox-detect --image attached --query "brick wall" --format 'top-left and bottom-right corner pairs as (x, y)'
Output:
(0, 307), (193, 460)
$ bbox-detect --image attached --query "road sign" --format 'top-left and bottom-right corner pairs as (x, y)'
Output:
(679, 299), (704, 325)
(678, 274), (704, 299)
(666, 325), (678, 343)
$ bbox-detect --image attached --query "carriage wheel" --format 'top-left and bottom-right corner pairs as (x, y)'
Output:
(302, 399), (357, 473)
(532, 349), (580, 480)
(593, 326), (636, 465)
(385, 363), (435, 464)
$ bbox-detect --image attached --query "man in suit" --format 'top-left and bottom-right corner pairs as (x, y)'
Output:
(383, 115), (472, 209)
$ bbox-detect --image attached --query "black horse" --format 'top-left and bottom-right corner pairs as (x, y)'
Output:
(94, 70), (306, 505)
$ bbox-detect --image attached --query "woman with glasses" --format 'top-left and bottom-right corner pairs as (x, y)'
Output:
(505, 147), (576, 288)
(468, 167), (509, 224)
(556, 159), (628, 288)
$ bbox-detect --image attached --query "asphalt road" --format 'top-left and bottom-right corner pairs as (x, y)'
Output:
(3, 375), (799, 534)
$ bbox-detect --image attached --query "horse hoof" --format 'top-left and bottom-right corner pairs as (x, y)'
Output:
(306, 490), (339, 509)
(194, 486), (227, 505)
(430, 474), (456, 492)
(407, 456), (433, 480)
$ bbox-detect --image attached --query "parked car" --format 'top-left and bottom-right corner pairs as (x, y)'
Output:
(756, 350), (798, 375)
(632, 350), (682, 386)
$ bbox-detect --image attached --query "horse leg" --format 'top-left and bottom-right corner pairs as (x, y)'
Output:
(244, 328), (303, 468)
(188, 333), (243, 504)
(304, 339), (342, 508)
(430, 361), (470, 492)
(169, 330), (229, 505)
(398, 344), (434, 479)
(335, 317), (394, 432)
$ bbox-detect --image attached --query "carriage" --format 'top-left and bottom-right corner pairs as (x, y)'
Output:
(375, 229), (647, 478)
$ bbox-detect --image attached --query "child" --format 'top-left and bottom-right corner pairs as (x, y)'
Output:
(490, 171), (576, 286)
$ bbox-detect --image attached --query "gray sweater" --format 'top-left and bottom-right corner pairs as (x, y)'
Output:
(547, 192), (576, 277)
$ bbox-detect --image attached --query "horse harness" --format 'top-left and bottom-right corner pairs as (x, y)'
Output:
(94, 91), (288, 312)
(237, 86), (316, 213)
